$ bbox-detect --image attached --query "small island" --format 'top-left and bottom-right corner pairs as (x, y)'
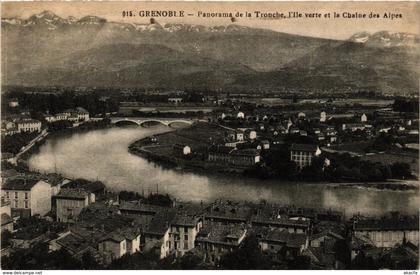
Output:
(129, 119), (418, 191)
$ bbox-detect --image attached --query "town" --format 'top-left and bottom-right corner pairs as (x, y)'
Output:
(1, 87), (419, 269)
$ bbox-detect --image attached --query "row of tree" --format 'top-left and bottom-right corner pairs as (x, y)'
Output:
(1, 131), (40, 154)
(245, 148), (413, 183)
(118, 191), (173, 207)
(5, 91), (119, 116)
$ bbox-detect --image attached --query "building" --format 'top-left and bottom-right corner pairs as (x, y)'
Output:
(1, 196), (11, 216)
(68, 113), (79, 122)
(55, 188), (95, 223)
(1, 213), (13, 233)
(352, 214), (419, 248)
(2, 178), (51, 218)
(208, 146), (260, 167)
(251, 217), (310, 234)
(16, 119), (42, 133)
(342, 123), (370, 132)
(51, 203), (140, 264)
(248, 130), (257, 140)
(169, 214), (203, 257)
(290, 144), (322, 169)
(8, 98), (19, 108)
(143, 210), (175, 259)
(168, 97), (183, 104)
(173, 144), (191, 156)
(320, 111), (327, 122)
(309, 230), (344, 248)
(261, 140), (270, 150)
(1, 197), (13, 232)
(54, 113), (69, 121)
(259, 228), (308, 261)
(50, 232), (102, 262)
(75, 107), (90, 121)
(44, 114), (56, 123)
(235, 130), (244, 141)
(195, 223), (247, 264)
(361, 113), (368, 122)
(98, 229), (140, 260)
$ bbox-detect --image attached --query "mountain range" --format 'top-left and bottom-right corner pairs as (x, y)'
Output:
(2, 11), (419, 94)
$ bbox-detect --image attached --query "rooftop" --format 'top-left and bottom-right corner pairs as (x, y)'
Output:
(63, 179), (105, 193)
(262, 228), (307, 248)
(1, 213), (13, 226)
(290, 143), (319, 152)
(144, 209), (176, 236)
(354, 215), (419, 231)
(232, 148), (260, 156)
(208, 145), (235, 155)
(196, 222), (246, 246)
(119, 201), (167, 215)
(171, 214), (200, 227)
(3, 178), (45, 191)
(56, 232), (91, 254)
(55, 188), (89, 200)
(251, 216), (310, 228)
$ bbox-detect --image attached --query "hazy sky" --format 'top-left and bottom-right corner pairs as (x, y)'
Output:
(2, 1), (419, 39)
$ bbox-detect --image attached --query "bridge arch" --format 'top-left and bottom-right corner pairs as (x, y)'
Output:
(111, 117), (194, 128)
(139, 120), (168, 127)
(114, 119), (141, 126)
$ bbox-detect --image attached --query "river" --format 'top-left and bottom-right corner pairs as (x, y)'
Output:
(28, 126), (419, 216)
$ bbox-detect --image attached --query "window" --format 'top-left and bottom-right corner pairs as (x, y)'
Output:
(184, 241), (188, 250)
(14, 200), (18, 208)
(184, 235), (188, 240)
(25, 192), (28, 199)
(6, 192), (9, 199)
(24, 201), (29, 208)
(15, 192), (18, 199)
(184, 227), (188, 234)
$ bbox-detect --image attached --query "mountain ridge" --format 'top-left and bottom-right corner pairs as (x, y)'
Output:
(2, 10), (419, 95)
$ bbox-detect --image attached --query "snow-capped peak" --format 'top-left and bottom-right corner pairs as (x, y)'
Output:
(76, 15), (107, 25)
(349, 32), (370, 43)
(1, 18), (22, 25)
(349, 31), (419, 48)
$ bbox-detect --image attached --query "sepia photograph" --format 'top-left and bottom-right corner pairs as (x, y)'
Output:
(0, 0), (419, 271)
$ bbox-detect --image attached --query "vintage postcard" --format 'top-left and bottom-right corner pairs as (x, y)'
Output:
(0, 1), (419, 271)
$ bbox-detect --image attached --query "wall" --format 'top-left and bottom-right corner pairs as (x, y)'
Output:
(56, 197), (88, 223)
(31, 180), (52, 216)
(99, 240), (127, 260)
(354, 230), (419, 248)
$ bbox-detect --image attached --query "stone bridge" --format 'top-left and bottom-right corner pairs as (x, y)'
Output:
(110, 117), (195, 127)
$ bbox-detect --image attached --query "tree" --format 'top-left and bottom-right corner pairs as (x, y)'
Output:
(177, 253), (204, 269)
(287, 255), (311, 269)
(391, 162), (412, 179)
(144, 193), (173, 207)
(219, 234), (272, 269)
(1, 230), (12, 248)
